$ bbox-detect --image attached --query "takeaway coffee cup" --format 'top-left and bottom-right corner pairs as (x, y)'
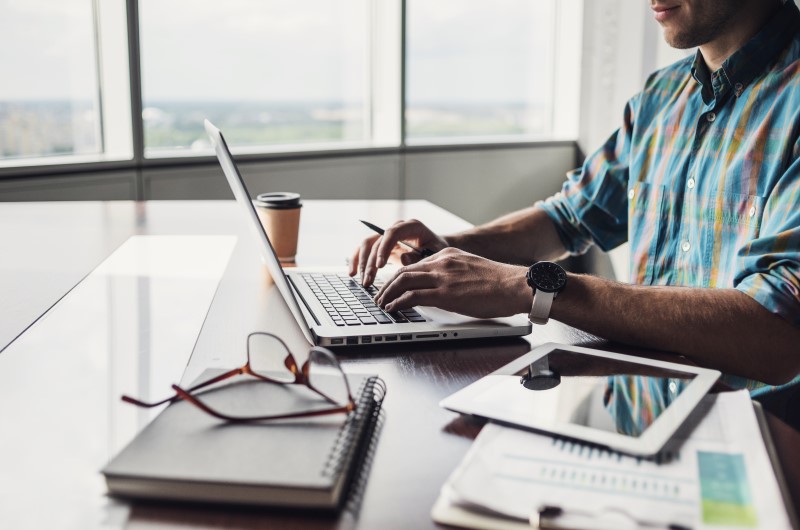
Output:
(255, 192), (302, 263)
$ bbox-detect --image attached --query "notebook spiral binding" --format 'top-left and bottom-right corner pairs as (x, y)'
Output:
(321, 376), (386, 480)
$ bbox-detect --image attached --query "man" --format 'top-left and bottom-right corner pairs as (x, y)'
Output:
(350, 0), (800, 393)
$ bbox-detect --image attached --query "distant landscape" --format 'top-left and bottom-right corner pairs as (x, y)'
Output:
(0, 100), (547, 160)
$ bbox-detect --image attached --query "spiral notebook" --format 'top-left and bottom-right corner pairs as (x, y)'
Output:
(103, 371), (385, 509)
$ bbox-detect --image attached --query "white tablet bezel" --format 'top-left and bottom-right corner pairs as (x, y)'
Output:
(440, 342), (721, 456)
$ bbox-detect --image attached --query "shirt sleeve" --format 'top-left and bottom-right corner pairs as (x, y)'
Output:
(734, 139), (800, 328)
(537, 99), (636, 256)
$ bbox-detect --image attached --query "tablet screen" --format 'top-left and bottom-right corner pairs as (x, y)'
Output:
(471, 348), (696, 438)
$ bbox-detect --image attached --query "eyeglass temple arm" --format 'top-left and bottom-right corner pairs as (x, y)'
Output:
(172, 384), (355, 422)
(121, 366), (246, 408)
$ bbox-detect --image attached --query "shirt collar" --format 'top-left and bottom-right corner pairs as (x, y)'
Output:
(690, 0), (800, 105)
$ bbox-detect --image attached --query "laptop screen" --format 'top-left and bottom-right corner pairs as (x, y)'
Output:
(205, 119), (315, 345)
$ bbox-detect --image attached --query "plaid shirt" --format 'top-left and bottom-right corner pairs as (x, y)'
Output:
(540, 2), (800, 396)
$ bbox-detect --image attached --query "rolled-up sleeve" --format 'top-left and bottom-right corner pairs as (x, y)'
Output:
(734, 144), (800, 328)
(537, 101), (635, 256)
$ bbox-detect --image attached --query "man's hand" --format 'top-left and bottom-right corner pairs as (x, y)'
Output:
(348, 219), (449, 286)
(373, 247), (531, 318)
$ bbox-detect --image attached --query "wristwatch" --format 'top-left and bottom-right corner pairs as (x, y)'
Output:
(526, 261), (567, 325)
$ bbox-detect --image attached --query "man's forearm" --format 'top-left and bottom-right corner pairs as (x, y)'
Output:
(445, 206), (568, 265)
(548, 274), (800, 386)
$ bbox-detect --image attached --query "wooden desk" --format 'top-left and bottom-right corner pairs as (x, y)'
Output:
(0, 200), (796, 529)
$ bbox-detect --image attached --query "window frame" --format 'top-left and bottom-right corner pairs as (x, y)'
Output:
(0, 0), (581, 177)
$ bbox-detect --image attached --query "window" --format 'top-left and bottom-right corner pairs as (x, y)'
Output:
(405, 0), (557, 142)
(0, 0), (576, 169)
(139, 0), (372, 156)
(0, 0), (101, 160)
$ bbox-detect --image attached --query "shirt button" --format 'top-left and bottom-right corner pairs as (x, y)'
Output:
(706, 113), (716, 123)
(681, 241), (691, 252)
(628, 189), (635, 200)
(687, 178), (695, 189)
(749, 206), (756, 217)
(734, 83), (744, 96)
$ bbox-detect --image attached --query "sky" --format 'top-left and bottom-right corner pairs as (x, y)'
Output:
(0, 0), (97, 100)
(0, 0), (553, 104)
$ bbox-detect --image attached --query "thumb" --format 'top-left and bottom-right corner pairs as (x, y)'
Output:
(400, 252), (422, 266)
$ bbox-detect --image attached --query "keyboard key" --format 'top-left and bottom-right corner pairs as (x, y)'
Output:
(375, 315), (392, 324)
(407, 316), (427, 322)
(359, 317), (377, 325)
(344, 319), (361, 326)
(387, 312), (408, 323)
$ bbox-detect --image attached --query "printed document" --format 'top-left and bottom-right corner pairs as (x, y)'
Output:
(439, 390), (793, 530)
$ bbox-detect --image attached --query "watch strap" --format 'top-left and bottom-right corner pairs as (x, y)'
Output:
(529, 290), (554, 325)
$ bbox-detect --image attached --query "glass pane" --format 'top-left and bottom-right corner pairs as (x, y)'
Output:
(139, 0), (369, 155)
(406, 0), (554, 140)
(0, 0), (101, 160)
(248, 333), (295, 383)
(308, 348), (350, 406)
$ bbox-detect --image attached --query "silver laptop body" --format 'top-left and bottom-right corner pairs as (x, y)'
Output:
(205, 119), (532, 347)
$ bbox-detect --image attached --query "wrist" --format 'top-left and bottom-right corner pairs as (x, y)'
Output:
(548, 272), (579, 321)
(525, 261), (568, 324)
(520, 275), (535, 315)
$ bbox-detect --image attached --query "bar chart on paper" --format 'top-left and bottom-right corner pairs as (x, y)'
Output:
(498, 437), (696, 505)
(445, 392), (791, 529)
(497, 439), (758, 524)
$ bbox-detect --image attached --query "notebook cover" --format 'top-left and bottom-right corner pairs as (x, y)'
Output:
(103, 371), (383, 509)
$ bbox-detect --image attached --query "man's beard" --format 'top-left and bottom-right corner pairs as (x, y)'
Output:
(663, 0), (745, 49)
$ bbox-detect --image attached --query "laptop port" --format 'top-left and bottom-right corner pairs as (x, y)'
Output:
(330, 338), (344, 345)
(362, 336), (372, 344)
(400, 334), (412, 341)
(346, 337), (358, 345)
(385, 335), (397, 342)
(415, 333), (439, 339)
(373, 336), (383, 342)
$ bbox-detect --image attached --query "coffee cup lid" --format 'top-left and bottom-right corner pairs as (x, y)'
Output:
(255, 192), (302, 209)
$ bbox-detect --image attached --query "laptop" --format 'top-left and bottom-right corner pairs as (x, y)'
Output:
(205, 119), (532, 347)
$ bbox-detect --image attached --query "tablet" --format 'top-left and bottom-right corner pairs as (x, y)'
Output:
(440, 342), (721, 455)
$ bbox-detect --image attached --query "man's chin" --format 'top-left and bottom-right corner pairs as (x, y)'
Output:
(661, 29), (700, 50)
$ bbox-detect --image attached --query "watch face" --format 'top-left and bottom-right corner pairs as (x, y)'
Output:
(527, 262), (567, 293)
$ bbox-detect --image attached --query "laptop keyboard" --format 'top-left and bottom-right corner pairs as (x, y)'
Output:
(301, 273), (426, 326)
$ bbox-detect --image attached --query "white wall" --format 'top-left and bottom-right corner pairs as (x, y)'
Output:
(577, 1), (690, 280)
(578, 1), (688, 152)
(405, 146), (574, 225)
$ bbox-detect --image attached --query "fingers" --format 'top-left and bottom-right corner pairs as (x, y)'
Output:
(348, 244), (361, 276)
(362, 236), (383, 286)
(350, 219), (440, 286)
(375, 219), (434, 268)
(382, 288), (438, 312)
(349, 235), (379, 280)
(374, 219), (407, 269)
(375, 268), (438, 310)
(400, 252), (422, 266)
(359, 236), (379, 278)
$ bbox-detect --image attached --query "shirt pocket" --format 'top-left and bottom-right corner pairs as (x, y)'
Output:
(627, 181), (667, 285)
(701, 193), (764, 287)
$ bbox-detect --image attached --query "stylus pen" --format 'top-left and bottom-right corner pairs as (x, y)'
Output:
(359, 220), (436, 257)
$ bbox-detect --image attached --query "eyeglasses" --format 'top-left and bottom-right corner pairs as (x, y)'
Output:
(122, 332), (356, 422)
